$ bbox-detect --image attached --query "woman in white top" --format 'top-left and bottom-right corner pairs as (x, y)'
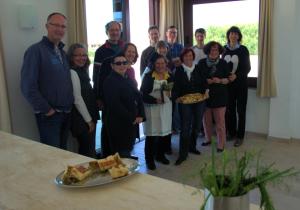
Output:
(67, 43), (99, 158)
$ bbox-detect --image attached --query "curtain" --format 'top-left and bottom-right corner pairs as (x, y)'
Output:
(67, 0), (88, 46)
(257, 0), (277, 97)
(159, 0), (184, 44)
(0, 31), (12, 132)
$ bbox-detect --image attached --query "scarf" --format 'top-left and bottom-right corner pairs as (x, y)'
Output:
(226, 43), (240, 51)
(206, 58), (219, 77)
(182, 63), (195, 80)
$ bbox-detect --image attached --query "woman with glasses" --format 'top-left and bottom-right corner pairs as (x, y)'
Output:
(140, 54), (173, 170)
(67, 43), (99, 158)
(103, 53), (145, 159)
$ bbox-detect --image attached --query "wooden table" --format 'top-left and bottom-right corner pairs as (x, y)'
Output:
(0, 131), (260, 210)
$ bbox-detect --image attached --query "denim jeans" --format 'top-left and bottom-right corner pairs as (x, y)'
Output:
(35, 112), (71, 149)
(178, 101), (206, 159)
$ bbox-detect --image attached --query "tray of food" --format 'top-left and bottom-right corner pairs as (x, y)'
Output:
(55, 153), (139, 188)
(177, 92), (209, 104)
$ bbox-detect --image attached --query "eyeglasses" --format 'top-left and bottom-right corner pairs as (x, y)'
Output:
(168, 31), (177, 34)
(48, 23), (67, 29)
(73, 54), (88, 57)
(113, 61), (129, 66)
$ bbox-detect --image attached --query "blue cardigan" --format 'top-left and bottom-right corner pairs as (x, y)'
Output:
(21, 36), (74, 113)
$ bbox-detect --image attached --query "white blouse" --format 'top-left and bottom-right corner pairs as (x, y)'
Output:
(70, 70), (92, 123)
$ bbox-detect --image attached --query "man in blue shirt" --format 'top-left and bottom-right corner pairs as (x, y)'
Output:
(21, 12), (73, 149)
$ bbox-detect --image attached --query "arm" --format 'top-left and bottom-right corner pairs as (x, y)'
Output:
(20, 46), (51, 113)
(140, 74), (158, 104)
(70, 70), (92, 123)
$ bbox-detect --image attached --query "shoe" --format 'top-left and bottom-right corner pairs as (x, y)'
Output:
(146, 162), (156, 170)
(129, 155), (139, 160)
(175, 158), (186, 166)
(156, 156), (170, 165)
(189, 149), (201, 155)
(201, 141), (211, 146)
(234, 138), (243, 147)
(217, 148), (224, 153)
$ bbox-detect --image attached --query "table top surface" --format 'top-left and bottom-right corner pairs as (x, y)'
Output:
(0, 131), (260, 210)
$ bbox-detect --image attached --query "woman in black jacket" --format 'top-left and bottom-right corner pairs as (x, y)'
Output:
(199, 41), (230, 152)
(172, 48), (207, 165)
(103, 53), (145, 158)
(68, 43), (99, 158)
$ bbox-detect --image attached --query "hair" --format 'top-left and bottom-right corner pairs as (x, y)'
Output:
(111, 52), (126, 63)
(148, 25), (159, 33)
(67, 43), (90, 70)
(203, 41), (224, 55)
(226, 26), (243, 43)
(195, 28), (206, 36)
(167, 25), (177, 30)
(105, 21), (122, 34)
(148, 53), (168, 71)
(121, 43), (139, 64)
(155, 40), (169, 51)
(180, 48), (195, 62)
(47, 12), (66, 22)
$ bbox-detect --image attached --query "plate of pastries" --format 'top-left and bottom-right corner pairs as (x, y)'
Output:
(177, 92), (209, 104)
(55, 153), (139, 188)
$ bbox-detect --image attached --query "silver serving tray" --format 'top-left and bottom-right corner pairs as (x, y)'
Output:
(54, 158), (139, 188)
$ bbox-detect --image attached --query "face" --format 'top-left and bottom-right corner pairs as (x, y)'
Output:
(107, 22), (121, 42)
(72, 48), (88, 68)
(229, 32), (239, 44)
(157, 47), (168, 57)
(166, 28), (177, 43)
(195, 32), (205, 44)
(149, 29), (160, 45)
(183, 51), (194, 67)
(154, 58), (167, 74)
(208, 45), (220, 60)
(46, 14), (67, 44)
(124, 45), (136, 64)
(111, 56), (129, 76)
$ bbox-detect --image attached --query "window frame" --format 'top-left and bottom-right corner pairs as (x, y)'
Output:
(183, 0), (257, 88)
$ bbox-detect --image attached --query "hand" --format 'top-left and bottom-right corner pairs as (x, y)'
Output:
(87, 121), (95, 133)
(133, 117), (143, 125)
(156, 98), (163, 104)
(228, 73), (237, 82)
(164, 90), (171, 98)
(207, 78), (214, 84)
(45, 108), (55, 117)
(221, 78), (229, 85)
(212, 77), (221, 84)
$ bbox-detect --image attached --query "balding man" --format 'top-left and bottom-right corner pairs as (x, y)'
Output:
(21, 12), (73, 149)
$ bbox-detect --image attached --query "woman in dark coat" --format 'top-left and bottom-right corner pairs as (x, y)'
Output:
(68, 43), (99, 158)
(222, 26), (251, 147)
(103, 53), (145, 158)
(199, 41), (231, 152)
(172, 48), (207, 165)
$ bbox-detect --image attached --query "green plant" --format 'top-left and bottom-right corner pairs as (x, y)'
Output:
(199, 139), (299, 210)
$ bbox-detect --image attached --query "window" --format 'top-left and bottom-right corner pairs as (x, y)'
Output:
(184, 0), (259, 87)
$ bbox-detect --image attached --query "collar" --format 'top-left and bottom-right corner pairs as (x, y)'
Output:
(226, 43), (240, 51)
(42, 36), (65, 49)
(151, 71), (170, 80)
(103, 40), (124, 49)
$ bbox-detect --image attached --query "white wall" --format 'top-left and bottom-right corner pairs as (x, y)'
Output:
(1, 0), (300, 140)
(0, 0), (67, 140)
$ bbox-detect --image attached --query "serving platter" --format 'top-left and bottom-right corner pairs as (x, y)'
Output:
(54, 158), (139, 188)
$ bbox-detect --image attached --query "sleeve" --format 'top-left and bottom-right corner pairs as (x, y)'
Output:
(97, 59), (112, 100)
(70, 70), (92, 123)
(171, 68), (182, 99)
(140, 50), (147, 76)
(20, 47), (51, 113)
(139, 74), (157, 104)
(103, 79), (136, 122)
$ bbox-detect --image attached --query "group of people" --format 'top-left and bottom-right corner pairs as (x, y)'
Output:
(20, 12), (250, 171)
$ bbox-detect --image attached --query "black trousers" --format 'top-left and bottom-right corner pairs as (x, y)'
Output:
(226, 81), (248, 139)
(144, 135), (171, 163)
(76, 129), (96, 158)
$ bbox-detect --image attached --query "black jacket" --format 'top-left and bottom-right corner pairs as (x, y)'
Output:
(172, 65), (207, 100)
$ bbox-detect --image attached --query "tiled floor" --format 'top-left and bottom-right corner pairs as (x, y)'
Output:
(130, 133), (300, 210)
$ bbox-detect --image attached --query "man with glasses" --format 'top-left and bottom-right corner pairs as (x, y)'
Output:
(140, 25), (160, 76)
(21, 12), (73, 150)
